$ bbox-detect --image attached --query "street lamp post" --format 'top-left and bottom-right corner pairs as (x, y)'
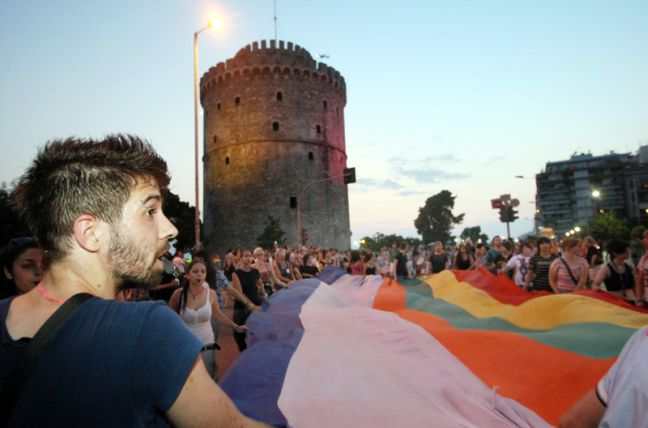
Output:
(591, 189), (602, 219)
(193, 22), (212, 251)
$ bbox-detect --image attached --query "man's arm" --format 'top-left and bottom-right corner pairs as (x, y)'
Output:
(548, 260), (560, 293)
(167, 356), (269, 427)
(558, 389), (605, 428)
(591, 265), (609, 291)
(576, 261), (589, 291)
(524, 270), (533, 289)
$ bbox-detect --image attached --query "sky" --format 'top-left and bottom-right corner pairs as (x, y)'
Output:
(1, 0), (647, 246)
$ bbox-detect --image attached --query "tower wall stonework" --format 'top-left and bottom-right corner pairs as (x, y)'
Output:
(200, 40), (351, 254)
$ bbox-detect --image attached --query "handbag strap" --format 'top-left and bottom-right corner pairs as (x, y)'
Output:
(11, 293), (94, 407)
(559, 257), (579, 285)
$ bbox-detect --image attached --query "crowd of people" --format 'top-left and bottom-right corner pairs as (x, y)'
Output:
(326, 233), (647, 306)
(4, 230), (647, 323)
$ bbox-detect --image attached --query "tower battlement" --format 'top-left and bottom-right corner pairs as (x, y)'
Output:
(201, 40), (346, 99)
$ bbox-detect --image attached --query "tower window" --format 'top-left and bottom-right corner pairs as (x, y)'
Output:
(273, 122), (279, 131)
(323, 100), (327, 109)
(217, 102), (221, 110)
(276, 91), (283, 101)
(336, 107), (339, 117)
(225, 157), (230, 165)
(213, 135), (217, 144)
(316, 125), (321, 134)
(235, 97), (240, 106)
(308, 152), (314, 161)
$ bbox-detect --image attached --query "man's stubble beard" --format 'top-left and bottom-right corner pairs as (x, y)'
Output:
(110, 228), (165, 291)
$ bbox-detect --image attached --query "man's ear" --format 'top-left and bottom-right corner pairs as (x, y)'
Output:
(3, 267), (12, 280)
(73, 214), (103, 253)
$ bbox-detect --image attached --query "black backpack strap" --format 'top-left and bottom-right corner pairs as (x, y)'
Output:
(12, 293), (94, 405)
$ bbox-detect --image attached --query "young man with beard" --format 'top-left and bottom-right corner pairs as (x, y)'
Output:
(0, 135), (266, 427)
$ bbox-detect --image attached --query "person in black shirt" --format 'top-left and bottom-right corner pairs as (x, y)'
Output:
(453, 244), (474, 270)
(525, 237), (558, 292)
(299, 253), (320, 278)
(584, 237), (602, 266)
(222, 252), (237, 282)
(394, 243), (409, 279)
(592, 240), (638, 302)
(429, 242), (448, 273)
(231, 249), (264, 351)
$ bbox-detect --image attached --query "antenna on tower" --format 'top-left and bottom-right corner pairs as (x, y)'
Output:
(273, 0), (278, 42)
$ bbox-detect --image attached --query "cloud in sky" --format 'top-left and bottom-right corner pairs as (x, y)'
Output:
(355, 178), (404, 190)
(397, 190), (428, 197)
(426, 154), (459, 163)
(480, 155), (507, 166)
(389, 157), (470, 183)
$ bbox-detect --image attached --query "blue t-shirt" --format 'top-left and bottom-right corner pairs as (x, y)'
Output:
(0, 297), (202, 427)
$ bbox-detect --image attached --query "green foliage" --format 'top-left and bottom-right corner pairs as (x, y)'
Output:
(359, 232), (421, 252)
(414, 190), (464, 245)
(630, 225), (645, 240)
(587, 212), (629, 242)
(256, 215), (286, 249)
(163, 191), (199, 251)
(460, 226), (489, 244)
(0, 182), (29, 243)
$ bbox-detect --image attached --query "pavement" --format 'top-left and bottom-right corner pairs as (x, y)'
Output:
(215, 303), (242, 381)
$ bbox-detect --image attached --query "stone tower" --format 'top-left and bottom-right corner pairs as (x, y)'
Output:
(200, 40), (351, 255)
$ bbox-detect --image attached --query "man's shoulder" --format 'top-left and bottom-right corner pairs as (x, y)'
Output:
(77, 299), (176, 330)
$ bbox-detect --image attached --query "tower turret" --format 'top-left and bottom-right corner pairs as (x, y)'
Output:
(201, 40), (351, 253)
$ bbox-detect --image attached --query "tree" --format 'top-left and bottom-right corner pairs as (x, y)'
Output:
(0, 182), (29, 244)
(163, 190), (199, 251)
(587, 212), (628, 242)
(359, 232), (422, 252)
(460, 226), (489, 244)
(256, 215), (286, 249)
(414, 190), (464, 245)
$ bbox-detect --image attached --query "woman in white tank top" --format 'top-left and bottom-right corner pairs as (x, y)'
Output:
(169, 260), (247, 380)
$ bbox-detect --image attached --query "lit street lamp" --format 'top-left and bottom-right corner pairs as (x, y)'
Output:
(591, 189), (602, 219)
(193, 20), (214, 251)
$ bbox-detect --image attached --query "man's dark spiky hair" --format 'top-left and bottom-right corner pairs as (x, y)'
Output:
(12, 134), (170, 260)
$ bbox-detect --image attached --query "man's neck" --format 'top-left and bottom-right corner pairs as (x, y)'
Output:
(41, 258), (117, 301)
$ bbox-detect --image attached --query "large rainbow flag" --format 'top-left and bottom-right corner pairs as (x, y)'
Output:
(220, 268), (648, 427)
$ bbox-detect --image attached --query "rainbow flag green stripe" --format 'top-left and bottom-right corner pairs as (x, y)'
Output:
(399, 274), (642, 359)
(421, 271), (648, 330)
